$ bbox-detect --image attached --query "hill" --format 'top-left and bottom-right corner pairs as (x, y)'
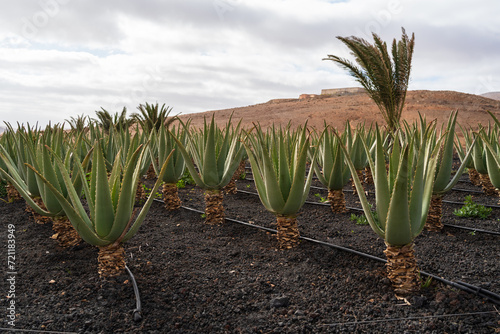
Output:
(480, 91), (500, 101)
(178, 90), (500, 133)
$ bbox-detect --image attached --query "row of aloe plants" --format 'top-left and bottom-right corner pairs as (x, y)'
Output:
(1, 110), (499, 297)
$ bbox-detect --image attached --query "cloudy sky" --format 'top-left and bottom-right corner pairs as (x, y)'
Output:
(0, 0), (499, 128)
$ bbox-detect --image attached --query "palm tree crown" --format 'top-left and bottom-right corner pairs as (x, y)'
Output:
(94, 107), (134, 133)
(132, 102), (175, 133)
(324, 28), (415, 133)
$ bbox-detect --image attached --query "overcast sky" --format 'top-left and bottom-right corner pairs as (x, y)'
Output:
(0, 0), (499, 128)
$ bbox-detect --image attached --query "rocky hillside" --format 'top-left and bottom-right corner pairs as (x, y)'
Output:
(179, 90), (500, 134)
(481, 91), (500, 101)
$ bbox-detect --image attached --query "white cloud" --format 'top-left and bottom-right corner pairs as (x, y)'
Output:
(0, 0), (499, 127)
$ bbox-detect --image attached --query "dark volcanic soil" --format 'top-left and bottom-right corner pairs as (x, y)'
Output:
(0, 170), (499, 333)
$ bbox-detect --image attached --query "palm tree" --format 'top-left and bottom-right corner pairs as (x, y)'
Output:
(132, 102), (176, 133)
(323, 28), (415, 133)
(94, 107), (134, 134)
(65, 114), (90, 133)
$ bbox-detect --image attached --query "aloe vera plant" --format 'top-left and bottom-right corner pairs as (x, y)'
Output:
(149, 124), (187, 210)
(456, 124), (479, 186)
(0, 128), (91, 246)
(418, 111), (474, 231)
(478, 113), (500, 198)
(244, 125), (315, 249)
(28, 140), (173, 277)
(312, 126), (351, 213)
(173, 115), (245, 224)
(338, 126), (441, 296)
(0, 123), (42, 202)
(345, 123), (372, 193)
(472, 126), (499, 195)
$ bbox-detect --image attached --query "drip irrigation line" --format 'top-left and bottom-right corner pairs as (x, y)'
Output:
(0, 329), (78, 334)
(319, 311), (498, 327)
(452, 188), (485, 194)
(456, 281), (500, 302)
(172, 202), (500, 306)
(125, 265), (143, 322)
(443, 223), (500, 236)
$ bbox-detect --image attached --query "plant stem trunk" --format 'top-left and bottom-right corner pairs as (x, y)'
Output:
(6, 183), (21, 202)
(135, 180), (146, 203)
(384, 242), (420, 297)
(146, 163), (156, 179)
(276, 215), (300, 249)
(25, 197), (51, 224)
(224, 179), (237, 195)
(327, 189), (347, 213)
(479, 173), (499, 196)
(204, 189), (224, 225)
(352, 170), (365, 194)
(425, 194), (443, 232)
(468, 168), (481, 186)
(224, 159), (247, 195)
(163, 183), (181, 210)
(98, 243), (126, 277)
(51, 216), (81, 248)
(364, 166), (373, 184)
(237, 159), (247, 178)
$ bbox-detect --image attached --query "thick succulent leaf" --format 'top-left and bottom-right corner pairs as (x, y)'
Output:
(436, 136), (477, 194)
(334, 130), (385, 238)
(170, 130), (206, 188)
(93, 143), (115, 237)
(408, 138), (428, 235)
(278, 137), (292, 201)
(482, 134), (500, 188)
(40, 145), (64, 214)
(218, 138), (245, 188)
(104, 144), (144, 242)
(202, 116), (219, 187)
(244, 132), (272, 210)
(108, 150), (122, 211)
(281, 139), (309, 215)
(122, 149), (175, 242)
(413, 154), (438, 237)
(433, 111), (457, 192)
(385, 146), (412, 246)
(0, 165), (52, 216)
(328, 141), (351, 190)
(471, 135), (487, 174)
(261, 142), (286, 212)
(374, 128), (390, 230)
(26, 160), (107, 246)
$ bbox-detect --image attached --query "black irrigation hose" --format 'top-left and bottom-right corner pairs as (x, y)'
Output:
(175, 202), (500, 306)
(452, 188), (485, 194)
(456, 281), (500, 303)
(443, 223), (500, 236)
(125, 265), (143, 322)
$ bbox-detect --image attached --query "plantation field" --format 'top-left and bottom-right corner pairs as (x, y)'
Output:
(1, 168), (499, 333)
